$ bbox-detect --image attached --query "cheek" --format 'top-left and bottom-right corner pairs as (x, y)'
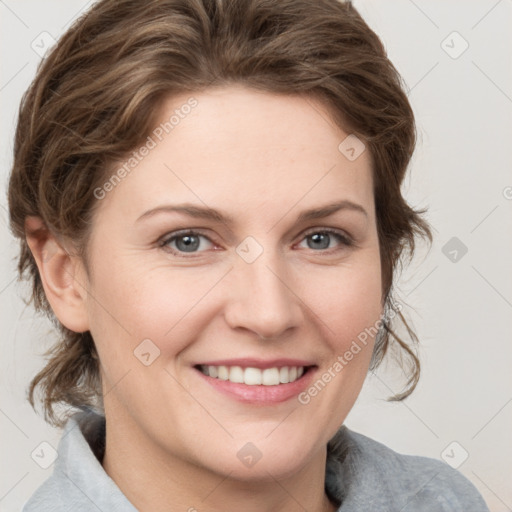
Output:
(293, 258), (383, 440)
(86, 238), (382, 382)
(303, 258), (383, 347)
(86, 260), (226, 368)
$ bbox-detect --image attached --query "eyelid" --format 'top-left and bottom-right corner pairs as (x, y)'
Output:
(300, 226), (354, 244)
(158, 226), (355, 257)
(158, 228), (215, 250)
(296, 227), (355, 253)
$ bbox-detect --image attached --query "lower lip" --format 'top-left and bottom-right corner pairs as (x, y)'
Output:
(194, 367), (316, 404)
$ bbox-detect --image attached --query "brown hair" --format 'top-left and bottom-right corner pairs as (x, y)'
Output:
(8, 0), (432, 427)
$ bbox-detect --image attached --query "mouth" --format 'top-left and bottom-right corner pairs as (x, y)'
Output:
(193, 360), (317, 404)
(195, 364), (311, 385)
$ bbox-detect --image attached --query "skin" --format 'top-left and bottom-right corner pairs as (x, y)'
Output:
(26, 85), (384, 512)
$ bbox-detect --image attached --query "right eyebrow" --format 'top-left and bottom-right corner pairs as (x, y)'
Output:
(136, 199), (368, 226)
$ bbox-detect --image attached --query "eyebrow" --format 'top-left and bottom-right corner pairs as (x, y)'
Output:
(136, 200), (368, 225)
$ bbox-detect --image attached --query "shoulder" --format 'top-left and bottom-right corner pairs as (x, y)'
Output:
(23, 411), (136, 512)
(22, 470), (70, 512)
(22, 416), (86, 511)
(326, 426), (490, 512)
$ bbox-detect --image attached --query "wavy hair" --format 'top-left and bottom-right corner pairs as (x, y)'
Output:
(8, 0), (432, 426)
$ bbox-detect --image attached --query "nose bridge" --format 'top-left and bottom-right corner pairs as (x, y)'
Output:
(224, 239), (302, 338)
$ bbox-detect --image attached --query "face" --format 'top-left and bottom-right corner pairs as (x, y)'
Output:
(79, 85), (383, 480)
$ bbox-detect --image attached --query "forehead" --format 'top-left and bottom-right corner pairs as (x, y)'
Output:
(95, 86), (374, 223)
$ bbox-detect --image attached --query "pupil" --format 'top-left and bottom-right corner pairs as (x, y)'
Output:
(177, 235), (199, 252)
(309, 233), (329, 250)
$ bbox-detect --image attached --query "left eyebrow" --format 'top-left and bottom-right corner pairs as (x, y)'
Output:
(296, 200), (368, 222)
(136, 203), (236, 224)
(135, 199), (368, 226)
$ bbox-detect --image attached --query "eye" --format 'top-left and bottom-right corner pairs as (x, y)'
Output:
(158, 227), (354, 257)
(298, 228), (353, 252)
(159, 230), (215, 255)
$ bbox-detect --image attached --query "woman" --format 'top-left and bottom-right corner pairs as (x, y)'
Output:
(8, 0), (489, 510)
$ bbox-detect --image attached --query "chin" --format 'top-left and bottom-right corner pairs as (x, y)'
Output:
(191, 431), (322, 483)
(211, 452), (309, 483)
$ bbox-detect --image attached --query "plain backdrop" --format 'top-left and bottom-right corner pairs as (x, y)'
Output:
(1, 1), (511, 511)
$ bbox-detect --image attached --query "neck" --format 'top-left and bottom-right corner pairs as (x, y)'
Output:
(101, 412), (338, 512)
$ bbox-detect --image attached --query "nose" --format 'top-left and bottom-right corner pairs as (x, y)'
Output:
(223, 248), (303, 340)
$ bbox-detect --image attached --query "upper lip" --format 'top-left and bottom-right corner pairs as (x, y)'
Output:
(194, 358), (316, 369)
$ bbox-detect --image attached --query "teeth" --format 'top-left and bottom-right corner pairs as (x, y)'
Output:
(217, 366), (229, 380)
(244, 367), (262, 385)
(229, 366), (244, 383)
(200, 365), (306, 386)
(262, 368), (280, 385)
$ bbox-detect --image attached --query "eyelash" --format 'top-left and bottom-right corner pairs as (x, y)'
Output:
(158, 228), (354, 257)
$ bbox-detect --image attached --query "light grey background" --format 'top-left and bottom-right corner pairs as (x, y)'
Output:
(1, 1), (511, 511)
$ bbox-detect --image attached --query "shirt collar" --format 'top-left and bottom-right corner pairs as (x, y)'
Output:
(56, 409), (405, 511)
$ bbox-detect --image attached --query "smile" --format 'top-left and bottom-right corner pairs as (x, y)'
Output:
(193, 359), (317, 404)
(197, 365), (306, 386)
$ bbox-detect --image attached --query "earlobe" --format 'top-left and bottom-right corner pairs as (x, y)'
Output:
(24, 215), (90, 333)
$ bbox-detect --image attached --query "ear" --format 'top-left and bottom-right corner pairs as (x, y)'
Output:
(24, 215), (90, 333)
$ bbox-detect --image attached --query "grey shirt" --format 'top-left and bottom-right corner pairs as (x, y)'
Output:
(23, 410), (489, 511)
